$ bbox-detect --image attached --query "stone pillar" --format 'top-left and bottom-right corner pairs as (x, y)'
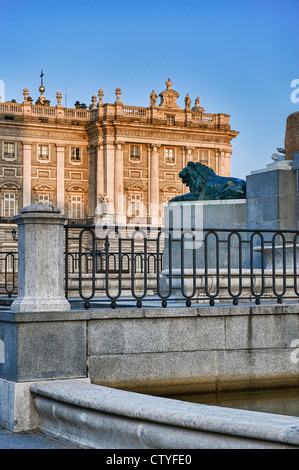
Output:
(150, 144), (160, 226)
(11, 204), (70, 312)
(217, 150), (226, 176)
(114, 142), (125, 224)
(22, 143), (31, 207)
(103, 139), (115, 210)
(56, 146), (65, 212)
(96, 143), (104, 198)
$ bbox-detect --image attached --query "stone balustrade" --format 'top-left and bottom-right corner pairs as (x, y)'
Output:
(0, 98), (228, 129)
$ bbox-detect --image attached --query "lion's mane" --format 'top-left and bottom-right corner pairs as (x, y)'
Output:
(181, 162), (216, 196)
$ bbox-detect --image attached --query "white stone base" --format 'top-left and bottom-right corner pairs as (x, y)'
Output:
(11, 297), (71, 312)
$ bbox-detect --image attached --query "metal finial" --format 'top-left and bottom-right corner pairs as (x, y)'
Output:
(39, 69), (45, 94)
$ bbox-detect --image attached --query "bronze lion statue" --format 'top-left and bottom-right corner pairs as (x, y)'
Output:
(170, 161), (246, 202)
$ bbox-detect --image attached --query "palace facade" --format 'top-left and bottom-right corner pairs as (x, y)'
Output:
(0, 77), (238, 243)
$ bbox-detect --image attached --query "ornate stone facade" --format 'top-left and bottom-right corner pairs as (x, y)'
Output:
(0, 78), (238, 242)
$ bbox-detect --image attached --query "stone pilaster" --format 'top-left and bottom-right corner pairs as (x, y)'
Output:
(103, 139), (115, 210)
(56, 146), (65, 212)
(114, 142), (125, 224)
(96, 143), (104, 198)
(22, 143), (32, 207)
(150, 144), (160, 226)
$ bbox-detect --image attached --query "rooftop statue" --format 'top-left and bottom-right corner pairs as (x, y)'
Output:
(169, 161), (246, 202)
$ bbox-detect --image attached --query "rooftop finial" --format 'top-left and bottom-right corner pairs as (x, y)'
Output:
(36, 69), (50, 106)
(166, 78), (172, 89)
(39, 69), (45, 94)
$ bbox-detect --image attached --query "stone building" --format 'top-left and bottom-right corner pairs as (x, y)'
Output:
(0, 77), (238, 244)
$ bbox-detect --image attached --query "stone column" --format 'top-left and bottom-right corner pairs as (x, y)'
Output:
(150, 144), (160, 226)
(22, 143), (32, 207)
(147, 144), (151, 218)
(114, 142), (125, 225)
(103, 139), (115, 210)
(96, 143), (104, 198)
(56, 146), (65, 212)
(218, 150), (226, 176)
(11, 204), (70, 312)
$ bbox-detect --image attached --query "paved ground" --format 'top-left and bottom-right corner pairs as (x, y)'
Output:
(0, 427), (80, 449)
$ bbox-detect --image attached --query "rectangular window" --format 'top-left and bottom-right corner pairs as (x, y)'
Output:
(3, 142), (15, 159)
(130, 193), (143, 217)
(165, 148), (175, 163)
(70, 195), (83, 219)
(3, 193), (16, 217)
(130, 145), (140, 161)
(71, 148), (81, 162)
(38, 145), (49, 160)
(37, 194), (50, 205)
(166, 115), (175, 126)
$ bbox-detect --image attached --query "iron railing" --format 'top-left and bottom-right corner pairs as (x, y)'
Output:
(3, 226), (299, 308)
(63, 224), (299, 309)
(0, 251), (17, 297)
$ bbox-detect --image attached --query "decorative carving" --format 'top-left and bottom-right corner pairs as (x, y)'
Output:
(97, 89), (104, 106)
(98, 193), (110, 204)
(159, 78), (180, 109)
(150, 89), (157, 107)
(192, 96), (205, 113)
(90, 95), (97, 109)
(23, 88), (29, 102)
(169, 161), (246, 202)
(115, 88), (122, 102)
(56, 92), (62, 106)
(166, 78), (172, 89)
(184, 94), (191, 110)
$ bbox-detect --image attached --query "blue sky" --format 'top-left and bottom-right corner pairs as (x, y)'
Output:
(0, 0), (298, 179)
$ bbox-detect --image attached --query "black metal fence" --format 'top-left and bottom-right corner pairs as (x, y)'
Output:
(2, 225), (299, 308)
(0, 251), (17, 297)
(64, 224), (299, 309)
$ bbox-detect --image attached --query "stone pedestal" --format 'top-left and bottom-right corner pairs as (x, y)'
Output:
(0, 205), (87, 431)
(11, 204), (70, 312)
(163, 199), (246, 270)
(246, 160), (296, 231)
